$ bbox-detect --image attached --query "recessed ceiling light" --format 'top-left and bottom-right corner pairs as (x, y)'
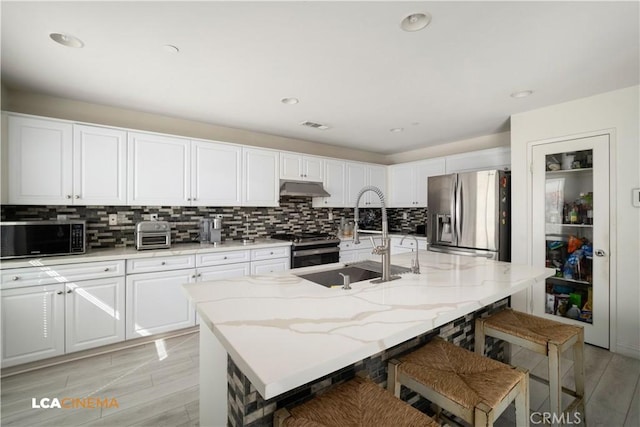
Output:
(163, 44), (180, 54)
(390, 127), (404, 133)
(281, 97), (299, 105)
(401, 13), (432, 32)
(510, 90), (534, 98)
(411, 122), (421, 126)
(49, 33), (84, 48)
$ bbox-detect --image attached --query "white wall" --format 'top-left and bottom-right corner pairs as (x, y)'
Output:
(511, 85), (640, 358)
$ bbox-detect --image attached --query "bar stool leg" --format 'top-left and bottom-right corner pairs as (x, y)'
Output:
(548, 343), (562, 427)
(574, 331), (586, 424)
(475, 319), (486, 355)
(474, 402), (494, 427)
(515, 368), (530, 427)
(388, 359), (401, 398)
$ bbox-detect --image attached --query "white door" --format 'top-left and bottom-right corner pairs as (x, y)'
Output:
(1, 284), (65, 367)
(280, 153), (303, 180)
(531, 134), (610, 348)
(127, 132), (191, 205)
(366, 165), (387, 207)
(8, 115), (73, 204)
(192, 140), (242, 206)
(243, 148), (279, 206)
(73, 125), (127, 205)
(346, 162), (367, 207)
(388, 164), (414, 207)
(416, 158), (446, 207)
(126, 269), (196, 338)
(302, 156), (324, 182)
(65, 277), (125, 353)
(314, 159), (346, 207)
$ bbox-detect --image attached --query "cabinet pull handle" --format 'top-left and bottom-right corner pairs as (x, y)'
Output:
(67, 289), (73, 293)
(104, 267), (110, 272)
(12, 276), (19, 281)
(595, 249), (606, 257)
(57, 291), (64, 295)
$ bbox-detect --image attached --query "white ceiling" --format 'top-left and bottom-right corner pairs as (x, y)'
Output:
(1, 1), (638, 155)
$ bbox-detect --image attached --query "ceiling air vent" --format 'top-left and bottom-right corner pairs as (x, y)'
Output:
(299, 121), (329, 130)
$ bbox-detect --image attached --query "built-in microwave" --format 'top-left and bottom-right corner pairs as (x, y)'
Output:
(0, 220), (86, 259)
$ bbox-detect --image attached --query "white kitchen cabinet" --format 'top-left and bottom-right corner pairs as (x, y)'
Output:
(280, 153), (324, 182)
(339, 239), (375, 263)
(1, 260), (126, 367)
(388, 158), (446, 207)
(1, 284), (65, 367)
(250, 246), (291, 262)
(445, 146), (511, 174)
(250, 258), (289, 275)
(65, 277), (126, 353)
(313, 159), (346, 208)
(191, 139), (242, 206)
(8, 115), (73, 204)
(196, 250), (251, 267)
(243, 147), (279, 207)
(198, 263), (251, 281)
(346, 162), (387, 208)
(127, 131), (191, 206)
(73, 124), (127, 205)
(126, 268), (196, 338)
(390, 236), (427, 255)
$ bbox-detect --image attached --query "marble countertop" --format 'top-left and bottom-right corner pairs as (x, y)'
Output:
(0, 239), (292, 269)
(184, 251), (553, 400)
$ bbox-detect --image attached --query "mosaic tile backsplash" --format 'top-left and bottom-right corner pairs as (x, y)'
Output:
(1, 198), (428, 249)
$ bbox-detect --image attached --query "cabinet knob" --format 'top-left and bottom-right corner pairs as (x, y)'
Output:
(12, 276), (19, 281)
(104, 267), (110, 272)
(270, 252), (274, 255)
(161, 261), (166, 265)
(66, 195), (72, 199)
(595, 249), (606, 257)
(324, 200), (327, 204)
(192, 274), (196, 278)
(57, 291), (64, 295)
(187, 198), (191, 201)
(193, 198), (197, 201)
(75, 195), (80, 199)
(197, 273), (202, 277)
(66, 289), (73, 294)
(223, 256), (228, 259)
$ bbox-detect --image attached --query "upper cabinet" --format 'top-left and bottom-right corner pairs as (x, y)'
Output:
(127, 132), (191, 206)
(243, 148), (279, 207)
(8, 116), (127, 205)
(280, 153), (323, 182)
(388, 158), (445, 208)
(445, 146), (511, 174)
(191, 140), (242, 206)
(346, 162), (387, 208)
(313, 159), (346, 208)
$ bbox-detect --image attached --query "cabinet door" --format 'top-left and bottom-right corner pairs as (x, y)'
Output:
(366, 165), (387, 207)
(66, 277), (125, 353)
(243, 148), (279, 206)
(192, 140), (242, 206)
(127, 132), (191, 205)
(126, 269), (196, 338)
(388, 164), (415, 207)
(314, 159), (346, 207)
(415, 158), (446, 207)
(198, 263), (251, 281)
(250, 258), (289, 275)
(531, 134), (609, 348)
(74, 125), (127, 205)
(8, 115), (73, 204)
(1, 284), (65, 367)
(303, 156), (324, 182)
(280, 153), (302, 180)
(346, 162), (367, 207)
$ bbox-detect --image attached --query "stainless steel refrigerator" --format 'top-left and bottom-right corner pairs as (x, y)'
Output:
(427, 170), (510, 261)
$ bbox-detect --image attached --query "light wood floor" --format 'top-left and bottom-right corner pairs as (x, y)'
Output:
(1, 333), (638, 426)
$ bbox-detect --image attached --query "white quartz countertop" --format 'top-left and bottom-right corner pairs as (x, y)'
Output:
(0, 239), (292, 269)
(184, 251), (553, 400)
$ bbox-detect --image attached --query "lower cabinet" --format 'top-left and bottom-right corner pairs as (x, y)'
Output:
(1, 276), (126, 367)
(125, 269), (197, 339)
(339, 240), (375, 263)
(250, 258), (290, 275)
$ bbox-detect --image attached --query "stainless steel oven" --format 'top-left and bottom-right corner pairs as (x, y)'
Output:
(270, 233), (340, 268)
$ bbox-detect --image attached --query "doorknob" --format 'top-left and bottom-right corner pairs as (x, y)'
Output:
(595, 249), (606, 257)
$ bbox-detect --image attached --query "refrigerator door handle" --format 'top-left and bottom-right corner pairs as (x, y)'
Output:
(450, 176), (457, 244)
(455, 177), (462, 243)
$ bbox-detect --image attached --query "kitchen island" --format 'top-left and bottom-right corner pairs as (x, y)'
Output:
(184, 250), (553, 427)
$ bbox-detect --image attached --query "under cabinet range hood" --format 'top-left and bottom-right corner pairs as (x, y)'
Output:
(279, 180), (330, 198)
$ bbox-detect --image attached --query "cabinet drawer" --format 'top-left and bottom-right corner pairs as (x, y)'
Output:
(339, 240), (372, 251)
(251, 246), (291, 261)
(1, 260), (125, 290)
(196, 250), (251, 267)
(126, 255), (195, 274)
(250, 258), (290, 275)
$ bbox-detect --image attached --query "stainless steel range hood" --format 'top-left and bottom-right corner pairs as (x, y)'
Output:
(279, 180), (330, 198)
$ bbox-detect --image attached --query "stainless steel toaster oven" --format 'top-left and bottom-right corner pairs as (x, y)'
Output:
(135, 221), (171, 250)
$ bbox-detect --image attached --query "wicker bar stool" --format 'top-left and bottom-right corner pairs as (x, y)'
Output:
(274, 374), (439, 427)
(388, 337), (529, 426)
(475, 308), (585, 427)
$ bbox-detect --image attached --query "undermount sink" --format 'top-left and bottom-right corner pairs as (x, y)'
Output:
(296, 261), (410, 288)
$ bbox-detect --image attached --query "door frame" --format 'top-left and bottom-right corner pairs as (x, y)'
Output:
(526, 128), (617, 351)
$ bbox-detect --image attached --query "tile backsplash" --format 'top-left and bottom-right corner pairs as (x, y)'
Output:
(1, 198), (427, 249)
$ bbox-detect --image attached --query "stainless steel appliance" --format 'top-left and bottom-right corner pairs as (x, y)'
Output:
(428, 170), (510, 261)
(270, 232), (340, 268)
(0, 220), (86, 259)
(135, 221), (171, 250)
(210, 215), (223, 245)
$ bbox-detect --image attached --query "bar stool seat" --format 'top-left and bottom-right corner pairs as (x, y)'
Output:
(388, 337), (529, 426)
(274, 375), (439, 427)
(475, 308), (585, 427)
